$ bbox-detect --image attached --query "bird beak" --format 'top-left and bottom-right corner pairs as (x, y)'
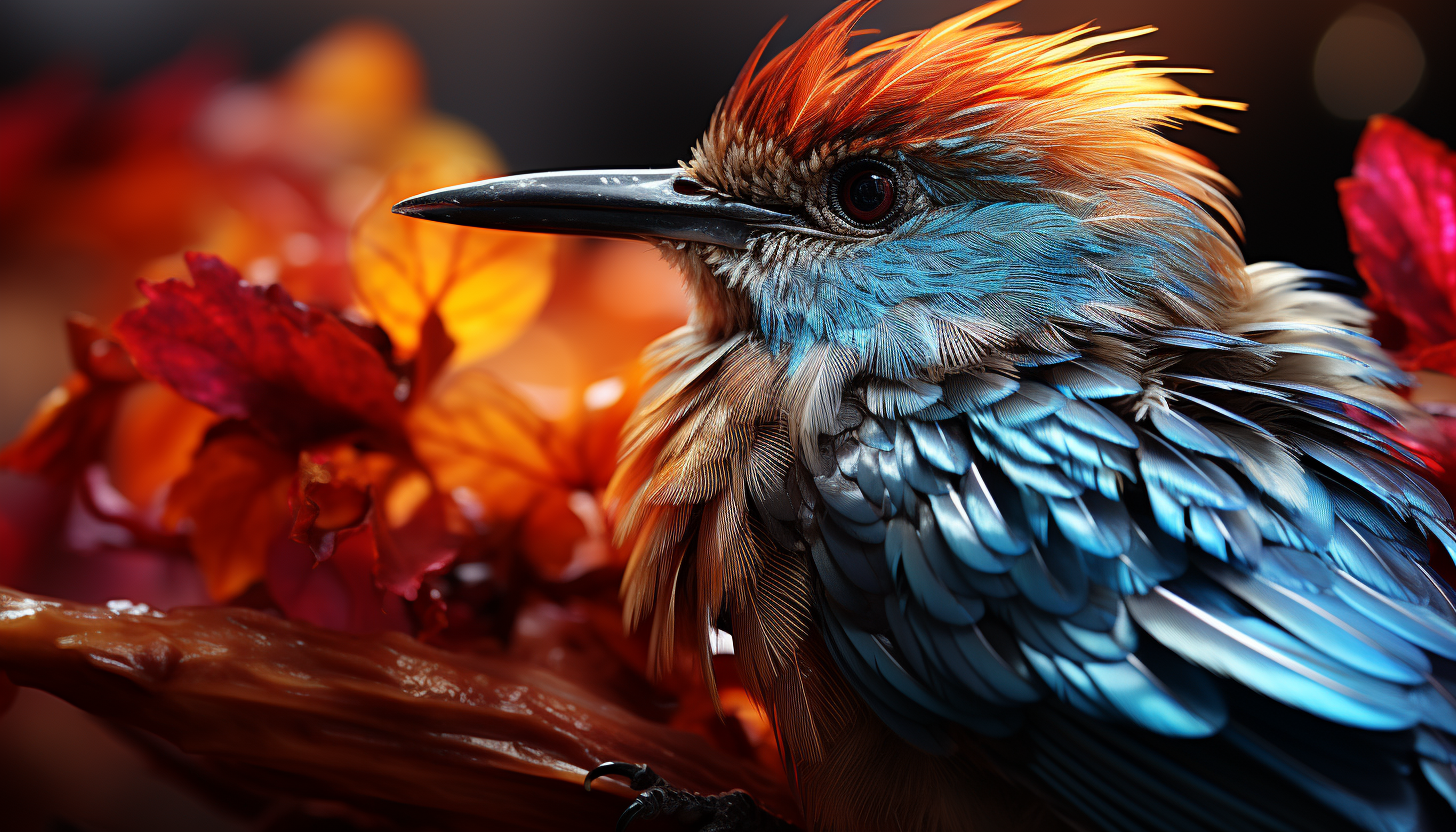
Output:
(391, 169), (799, 250)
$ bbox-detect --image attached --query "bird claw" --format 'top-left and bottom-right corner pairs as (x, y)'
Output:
(583, 762), (798, 832)
(585, 761), (667, 792)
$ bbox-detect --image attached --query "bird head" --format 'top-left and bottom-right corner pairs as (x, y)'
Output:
(395, 0), (1247, 382)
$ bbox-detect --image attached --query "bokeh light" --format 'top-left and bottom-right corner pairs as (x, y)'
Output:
(1314, 4), (1425, 120)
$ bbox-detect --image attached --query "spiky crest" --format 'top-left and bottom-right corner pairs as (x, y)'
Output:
(692, 0), (1244, 234)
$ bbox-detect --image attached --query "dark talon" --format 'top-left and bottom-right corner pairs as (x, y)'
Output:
(616, 795), (651, 832)
(585, 761), (664, 792)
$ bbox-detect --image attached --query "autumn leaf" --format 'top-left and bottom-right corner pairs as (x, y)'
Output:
(407, 367), (625, 581)
(0, 317), (139, 481)
(350, 159), (555, 366)
(374, 472), (460, 600)
(165, 430), (294, 601)
(106, 382), (217, 509)
(1339, 116), (1456, 359)
(408, 367), (556, 516)
(114, 252), (406, 450)
(288, 466), (372, 563)
(267, 533), (410, 634)
(284, 443), (461, 598)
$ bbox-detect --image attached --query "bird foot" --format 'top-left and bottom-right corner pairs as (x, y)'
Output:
(585, 762), (798, 832)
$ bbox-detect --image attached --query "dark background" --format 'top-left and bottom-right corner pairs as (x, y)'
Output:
(0, 0), (1450, 279)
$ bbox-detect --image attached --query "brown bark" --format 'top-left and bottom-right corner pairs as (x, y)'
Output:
(0, 586), (797, 830)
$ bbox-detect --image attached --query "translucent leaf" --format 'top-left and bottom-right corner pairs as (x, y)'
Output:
(407, 366), (631, 581)
(350, 159), (556, 366)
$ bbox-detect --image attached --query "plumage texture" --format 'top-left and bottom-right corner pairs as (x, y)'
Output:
(609, 3), (1456, 830)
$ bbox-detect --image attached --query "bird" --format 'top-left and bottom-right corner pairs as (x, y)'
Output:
(392, 2), (1456, 830)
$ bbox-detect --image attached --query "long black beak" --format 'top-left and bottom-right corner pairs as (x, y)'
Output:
(391, 169), (799, 249)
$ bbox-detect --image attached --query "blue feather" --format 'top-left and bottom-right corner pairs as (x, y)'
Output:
(1203, 558), (1430, 685)
(1131, 580), (1424, 731)
(908, 418), (971, 474)
(1148, 406), (1240, 461)
(990, 381), (1067, 426)
(1009, 532), (1089, 615)
(1055, 400), (1139, 448)
(927, 492), (1016, 574)
(1044, 360), (1141, 399)
(1137, 432), (1246, 511)
(891, 517), (982, 625)
(943, 372), (1020, 411)
(1047, 491), (1133, 559)
(896, 425), (953, 495)
(1082, 655), (1226, 738)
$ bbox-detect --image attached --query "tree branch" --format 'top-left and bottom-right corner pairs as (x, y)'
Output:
(0, 587), (797, 830)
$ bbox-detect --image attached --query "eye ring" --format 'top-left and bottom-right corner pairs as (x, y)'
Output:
(830, 158), (899, 227)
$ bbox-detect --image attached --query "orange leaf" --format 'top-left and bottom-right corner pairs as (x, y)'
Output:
(350, 159), (556, 366)
(407, 367), (560, 524)
(277, 21), (424, 158)
(165, 431), (294, 600)
(106, 381), (217, 509)
(0, 317), (139, 481)
(408, 367), (624, 581)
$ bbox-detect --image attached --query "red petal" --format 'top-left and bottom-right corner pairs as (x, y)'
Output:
(1339, 116), (1456, 351)
(289, 476), (373, 562)
(114, 252), (406, 449)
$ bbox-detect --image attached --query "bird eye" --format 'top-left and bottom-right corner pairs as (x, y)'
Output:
(833, 159), (898, 226)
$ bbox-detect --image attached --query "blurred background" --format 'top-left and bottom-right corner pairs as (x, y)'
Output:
(0, 0), (1450, 829)
(0, 0), (1452, 439)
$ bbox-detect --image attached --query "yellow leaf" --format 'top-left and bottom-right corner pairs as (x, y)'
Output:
(350, 159), (555, 366)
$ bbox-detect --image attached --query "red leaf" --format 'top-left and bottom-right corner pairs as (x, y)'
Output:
(408, 307), (456, 403)
(374, 487), (459, 600)
(285, 447), (460, 600)
(1339, 116), (1456, 354)
(114, 252), (406, 449)
(266, 534), (409, 635)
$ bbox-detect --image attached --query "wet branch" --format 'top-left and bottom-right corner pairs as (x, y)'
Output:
(0, 587), (796, 831)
